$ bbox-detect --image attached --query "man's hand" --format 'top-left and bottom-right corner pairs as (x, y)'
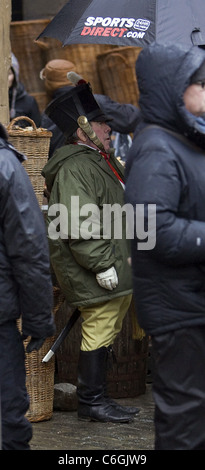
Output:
(96, 266), (118, 290)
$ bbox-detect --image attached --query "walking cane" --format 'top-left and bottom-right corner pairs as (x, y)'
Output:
(42, 308), (81, 362)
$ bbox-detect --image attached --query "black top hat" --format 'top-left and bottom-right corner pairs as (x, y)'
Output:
(45, 82), (107, 137)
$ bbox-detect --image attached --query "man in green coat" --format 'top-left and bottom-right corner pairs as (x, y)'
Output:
(42, 78), (138, 422)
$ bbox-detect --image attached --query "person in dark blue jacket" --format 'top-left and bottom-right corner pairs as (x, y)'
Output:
(125, 43), (205, 450)
(0, 123), (55, 449)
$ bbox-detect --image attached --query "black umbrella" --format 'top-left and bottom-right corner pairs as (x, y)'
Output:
(37, 0), (205, 48)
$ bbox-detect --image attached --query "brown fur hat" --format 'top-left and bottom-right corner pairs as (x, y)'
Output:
(40, 59), (76, 95)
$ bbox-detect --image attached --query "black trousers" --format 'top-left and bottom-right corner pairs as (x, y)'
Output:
(0, 321), (32, 450)
(152, 325), (205, 450)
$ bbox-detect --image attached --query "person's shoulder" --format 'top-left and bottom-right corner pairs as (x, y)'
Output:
(0, 141), (23, 185)
(0, 140), (23, 165)
(133, 123), (176, 146)
(58, 145), (98, 170)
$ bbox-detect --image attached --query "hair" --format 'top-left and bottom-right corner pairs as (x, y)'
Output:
(65, 131), (79, 144)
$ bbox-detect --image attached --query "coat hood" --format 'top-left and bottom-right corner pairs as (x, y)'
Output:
(42, 144), (99, 192)
(11, 53), (19, 86)
(42, 144), (71, 192)
(136, 43), (205, 147)
(9, 54), (27, 119)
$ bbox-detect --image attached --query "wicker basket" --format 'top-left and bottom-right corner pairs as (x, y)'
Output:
(24, 336), (55, 422)
(16, 318), (55, 423)
(16, 287), (64, 422)
(10, 20), (50, 94)
(97, 46), (142, 106)
(7, 116), (52, 207)
(38, 38), (116, 94)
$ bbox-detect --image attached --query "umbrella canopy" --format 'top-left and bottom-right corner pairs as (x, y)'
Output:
(37, 0), (205, 48)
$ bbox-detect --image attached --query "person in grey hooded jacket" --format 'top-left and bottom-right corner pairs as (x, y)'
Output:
(125, 43), (205, 450)
(9, 53), (41, 126)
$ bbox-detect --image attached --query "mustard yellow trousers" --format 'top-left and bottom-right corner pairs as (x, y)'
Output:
(79, 294), (132, 351)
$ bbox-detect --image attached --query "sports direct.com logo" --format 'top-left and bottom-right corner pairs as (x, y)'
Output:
(80, 16), (150, 39)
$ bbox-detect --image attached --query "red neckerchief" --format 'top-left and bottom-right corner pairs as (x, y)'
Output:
(100, 151), (124, 184)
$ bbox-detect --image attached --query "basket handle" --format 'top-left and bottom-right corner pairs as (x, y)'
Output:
(7, 116), (37, 131)
(34, 39), (50, 50)
(105, 53), (129, 67)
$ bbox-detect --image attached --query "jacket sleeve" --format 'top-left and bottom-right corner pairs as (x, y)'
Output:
(0, 150), (55, 338)
(56, 165), (116, 273)
(125, 143), (205, 266)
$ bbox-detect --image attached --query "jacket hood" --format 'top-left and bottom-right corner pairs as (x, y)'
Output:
(11, 53), (19, 86)
(9, 53), (27, 119)
(42, 144), (98, 192)
(42, 145), (70, 192)
(136, 43), (205, 146)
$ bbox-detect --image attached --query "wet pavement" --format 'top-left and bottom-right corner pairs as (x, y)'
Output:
(30, 383), (154, 451)
(4, 383), (201, 468)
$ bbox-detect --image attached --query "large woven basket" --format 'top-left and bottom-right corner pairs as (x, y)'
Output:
(17, 287), (64, 422)
(17, 318), (55, 423)
(24, 336), (55, 422)
(7, 116), (52, 207)
(10, 20), (50, 94)
(97, 46), (142, 106)
(37, 37), (116, 94)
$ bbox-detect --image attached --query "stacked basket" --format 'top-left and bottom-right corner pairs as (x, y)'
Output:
(97, 46), (142, 106)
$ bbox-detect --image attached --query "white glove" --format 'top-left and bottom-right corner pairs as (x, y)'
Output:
(96, 266), (118, 291)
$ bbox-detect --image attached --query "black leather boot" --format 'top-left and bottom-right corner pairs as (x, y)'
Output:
(104, 346), (140, 416)
(77, 347), (133, 423)
(105, 396), (140, 415)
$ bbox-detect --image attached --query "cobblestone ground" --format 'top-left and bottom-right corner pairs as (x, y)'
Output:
(30, 384), (154, 451)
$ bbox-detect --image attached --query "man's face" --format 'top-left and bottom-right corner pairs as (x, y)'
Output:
(91, 121), (111, 153)
(183, 81), (205, 116)
(8, 68), (14, 88)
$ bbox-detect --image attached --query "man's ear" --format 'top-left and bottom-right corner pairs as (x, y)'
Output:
(77, 127), (87, 142)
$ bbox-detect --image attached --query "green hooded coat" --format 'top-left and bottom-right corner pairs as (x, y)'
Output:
(42, 144), (133, 307)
